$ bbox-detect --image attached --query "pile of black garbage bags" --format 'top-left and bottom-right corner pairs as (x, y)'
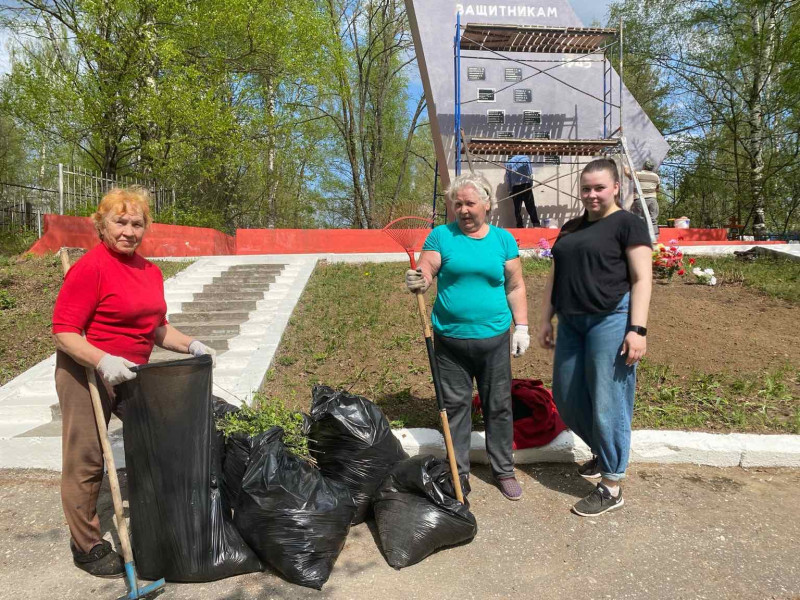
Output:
(118, 356), (478, 590)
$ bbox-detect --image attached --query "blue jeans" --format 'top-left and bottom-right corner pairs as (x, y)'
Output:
(552, 294), (635, 481)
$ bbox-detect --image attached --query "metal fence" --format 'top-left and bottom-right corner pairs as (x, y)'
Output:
(0, 165), (173, 235)
(55, 165), (174, 216)
(0, 182), (55, 235)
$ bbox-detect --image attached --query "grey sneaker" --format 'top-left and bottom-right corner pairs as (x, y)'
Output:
(572, 482), (624, 517)
(577, 456), (602, 480)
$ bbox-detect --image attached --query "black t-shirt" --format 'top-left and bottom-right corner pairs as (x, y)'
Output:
(551, 210), (651, 315)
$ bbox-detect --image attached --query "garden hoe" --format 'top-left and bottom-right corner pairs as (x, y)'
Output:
(382, 218), (465, 503)
(59, 248), (166, 600)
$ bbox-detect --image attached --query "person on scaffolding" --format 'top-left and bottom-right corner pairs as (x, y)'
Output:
(405, 172), (530, 501)
(626, 159), (660, 236)
(505, 154), (540, 228)
(52, 187), (216, 578)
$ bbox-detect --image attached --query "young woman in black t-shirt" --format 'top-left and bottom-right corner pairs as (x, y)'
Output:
(537, 158), (653, 517)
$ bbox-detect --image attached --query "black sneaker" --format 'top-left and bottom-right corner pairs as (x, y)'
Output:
(572, 482), (624, 517)
(71, 539), (124, 578)
(577, 456), (602, 480)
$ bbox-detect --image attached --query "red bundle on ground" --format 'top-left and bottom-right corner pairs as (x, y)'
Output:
(473, 378), (567, 449)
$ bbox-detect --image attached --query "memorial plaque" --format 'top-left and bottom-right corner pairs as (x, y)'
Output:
(487, 110), (505, 124)
(496, 131), (514, 139)
(467, 67), (485, 81)
(523, 110), (542, 125)
(514, 89), (532, 103)
(477, 88), (495, 102)
(505, 67), (523, 82)
(531, 131), (550, 139)
(544, 155), (561, 165)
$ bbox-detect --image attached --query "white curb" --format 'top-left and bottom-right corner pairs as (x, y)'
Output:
(391, 428), (800, 469)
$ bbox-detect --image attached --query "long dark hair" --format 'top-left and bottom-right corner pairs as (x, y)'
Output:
(559, 158), (621, 235)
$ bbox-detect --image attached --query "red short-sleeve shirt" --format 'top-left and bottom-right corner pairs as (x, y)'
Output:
(52, 243), (168, 365)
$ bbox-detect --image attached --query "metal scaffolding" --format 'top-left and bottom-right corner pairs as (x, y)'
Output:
(450, 17), (657, 241)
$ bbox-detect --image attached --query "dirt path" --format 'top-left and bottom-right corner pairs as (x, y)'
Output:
(1, 464), (797, 600)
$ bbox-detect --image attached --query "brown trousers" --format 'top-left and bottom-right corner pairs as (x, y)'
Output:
(55, 350), (124, 554)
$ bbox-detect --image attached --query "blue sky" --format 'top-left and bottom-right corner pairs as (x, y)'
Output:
(571, 0), (613, 26)
(0, 29), (10, 75)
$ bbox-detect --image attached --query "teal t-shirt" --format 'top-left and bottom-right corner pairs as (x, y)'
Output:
(423, 222), (519, 339)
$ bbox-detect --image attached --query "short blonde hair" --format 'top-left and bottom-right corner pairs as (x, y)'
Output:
(93, 187), (152, 239)
(445, 173), (494, 210)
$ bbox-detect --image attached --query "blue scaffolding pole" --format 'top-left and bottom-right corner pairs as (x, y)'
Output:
(454, 13), (462, 176)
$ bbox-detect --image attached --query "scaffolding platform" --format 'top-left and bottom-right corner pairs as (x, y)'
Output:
(459, 23), (618, 54)
(464, 137), (615, 157)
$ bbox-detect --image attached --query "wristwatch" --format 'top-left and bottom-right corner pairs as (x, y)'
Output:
(627, 325), (647, 336)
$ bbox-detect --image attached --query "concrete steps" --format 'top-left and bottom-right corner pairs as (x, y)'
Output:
(181, 299), (259, 312)
(0, 256), (320, 469)
(169, 311), (251, 326)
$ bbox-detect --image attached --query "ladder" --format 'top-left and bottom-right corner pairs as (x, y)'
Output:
(619, 135), (658, 243)
(603, 58), (614, 138)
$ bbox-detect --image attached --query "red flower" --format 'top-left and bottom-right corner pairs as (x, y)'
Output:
(677, 269), (685, 275)
(689, 258), (696, 265)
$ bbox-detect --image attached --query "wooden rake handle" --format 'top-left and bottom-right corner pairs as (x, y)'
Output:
(414, 290), (464, 504)
(60, 248), (134, 564)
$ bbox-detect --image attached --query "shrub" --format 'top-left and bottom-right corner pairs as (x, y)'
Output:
(216, 393), (311, 462)
(0, 289), (16, 310)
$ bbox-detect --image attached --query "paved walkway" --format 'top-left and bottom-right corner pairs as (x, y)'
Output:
(1, 463), (797, 599)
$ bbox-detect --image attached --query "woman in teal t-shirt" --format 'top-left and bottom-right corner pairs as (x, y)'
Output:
(405, 173), (530, 501)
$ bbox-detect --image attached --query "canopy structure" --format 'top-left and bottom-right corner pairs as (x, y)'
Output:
(460, 23), (618, 54)
(465, 137), (615, 157)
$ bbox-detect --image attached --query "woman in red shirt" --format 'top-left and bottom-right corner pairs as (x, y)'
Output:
(52, 187), (215, 577)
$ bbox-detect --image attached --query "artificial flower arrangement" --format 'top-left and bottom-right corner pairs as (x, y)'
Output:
(688, 258), (717, 285)
(652, 240), (685, 279)
(537, 237), (553, 259)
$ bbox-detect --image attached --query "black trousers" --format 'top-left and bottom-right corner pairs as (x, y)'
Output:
(511, 183), (540, 227)
(434, 331), (514, 479)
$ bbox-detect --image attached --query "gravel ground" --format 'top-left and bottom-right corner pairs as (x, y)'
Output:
(0, 463), (798, 600)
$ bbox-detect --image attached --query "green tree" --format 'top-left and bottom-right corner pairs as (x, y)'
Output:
(610, 0), (799, 234)
(316, 0), (431, 228)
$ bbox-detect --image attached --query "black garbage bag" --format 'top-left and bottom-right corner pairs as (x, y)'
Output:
(119, 355), (262, 582)
(221, 431), (254, 515)
(212, 396), (239, 515)
(373, 455), (478, 569)
(219, 411), (312, 515)
(308, 385), (408, 524)
(234, 427), (357, 590)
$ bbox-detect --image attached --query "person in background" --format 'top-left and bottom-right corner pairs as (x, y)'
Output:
(505, 154), (540, 228)
(52, 187), (216, 577)
(405, 172), (530, 501)
(538, 159), (652, 516)
(626, 159), (660, 236)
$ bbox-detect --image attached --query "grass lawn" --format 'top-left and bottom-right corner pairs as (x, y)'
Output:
(2, 241), (798, 435)
(262, 254), (800, 434)
(0, 251), (192, 386)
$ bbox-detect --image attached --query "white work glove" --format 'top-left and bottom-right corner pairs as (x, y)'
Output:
(96, 354), (137, 387)
(511, 325), (530, 357)
(405, 268), (427, 293)
(189, 340), (217, 367)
